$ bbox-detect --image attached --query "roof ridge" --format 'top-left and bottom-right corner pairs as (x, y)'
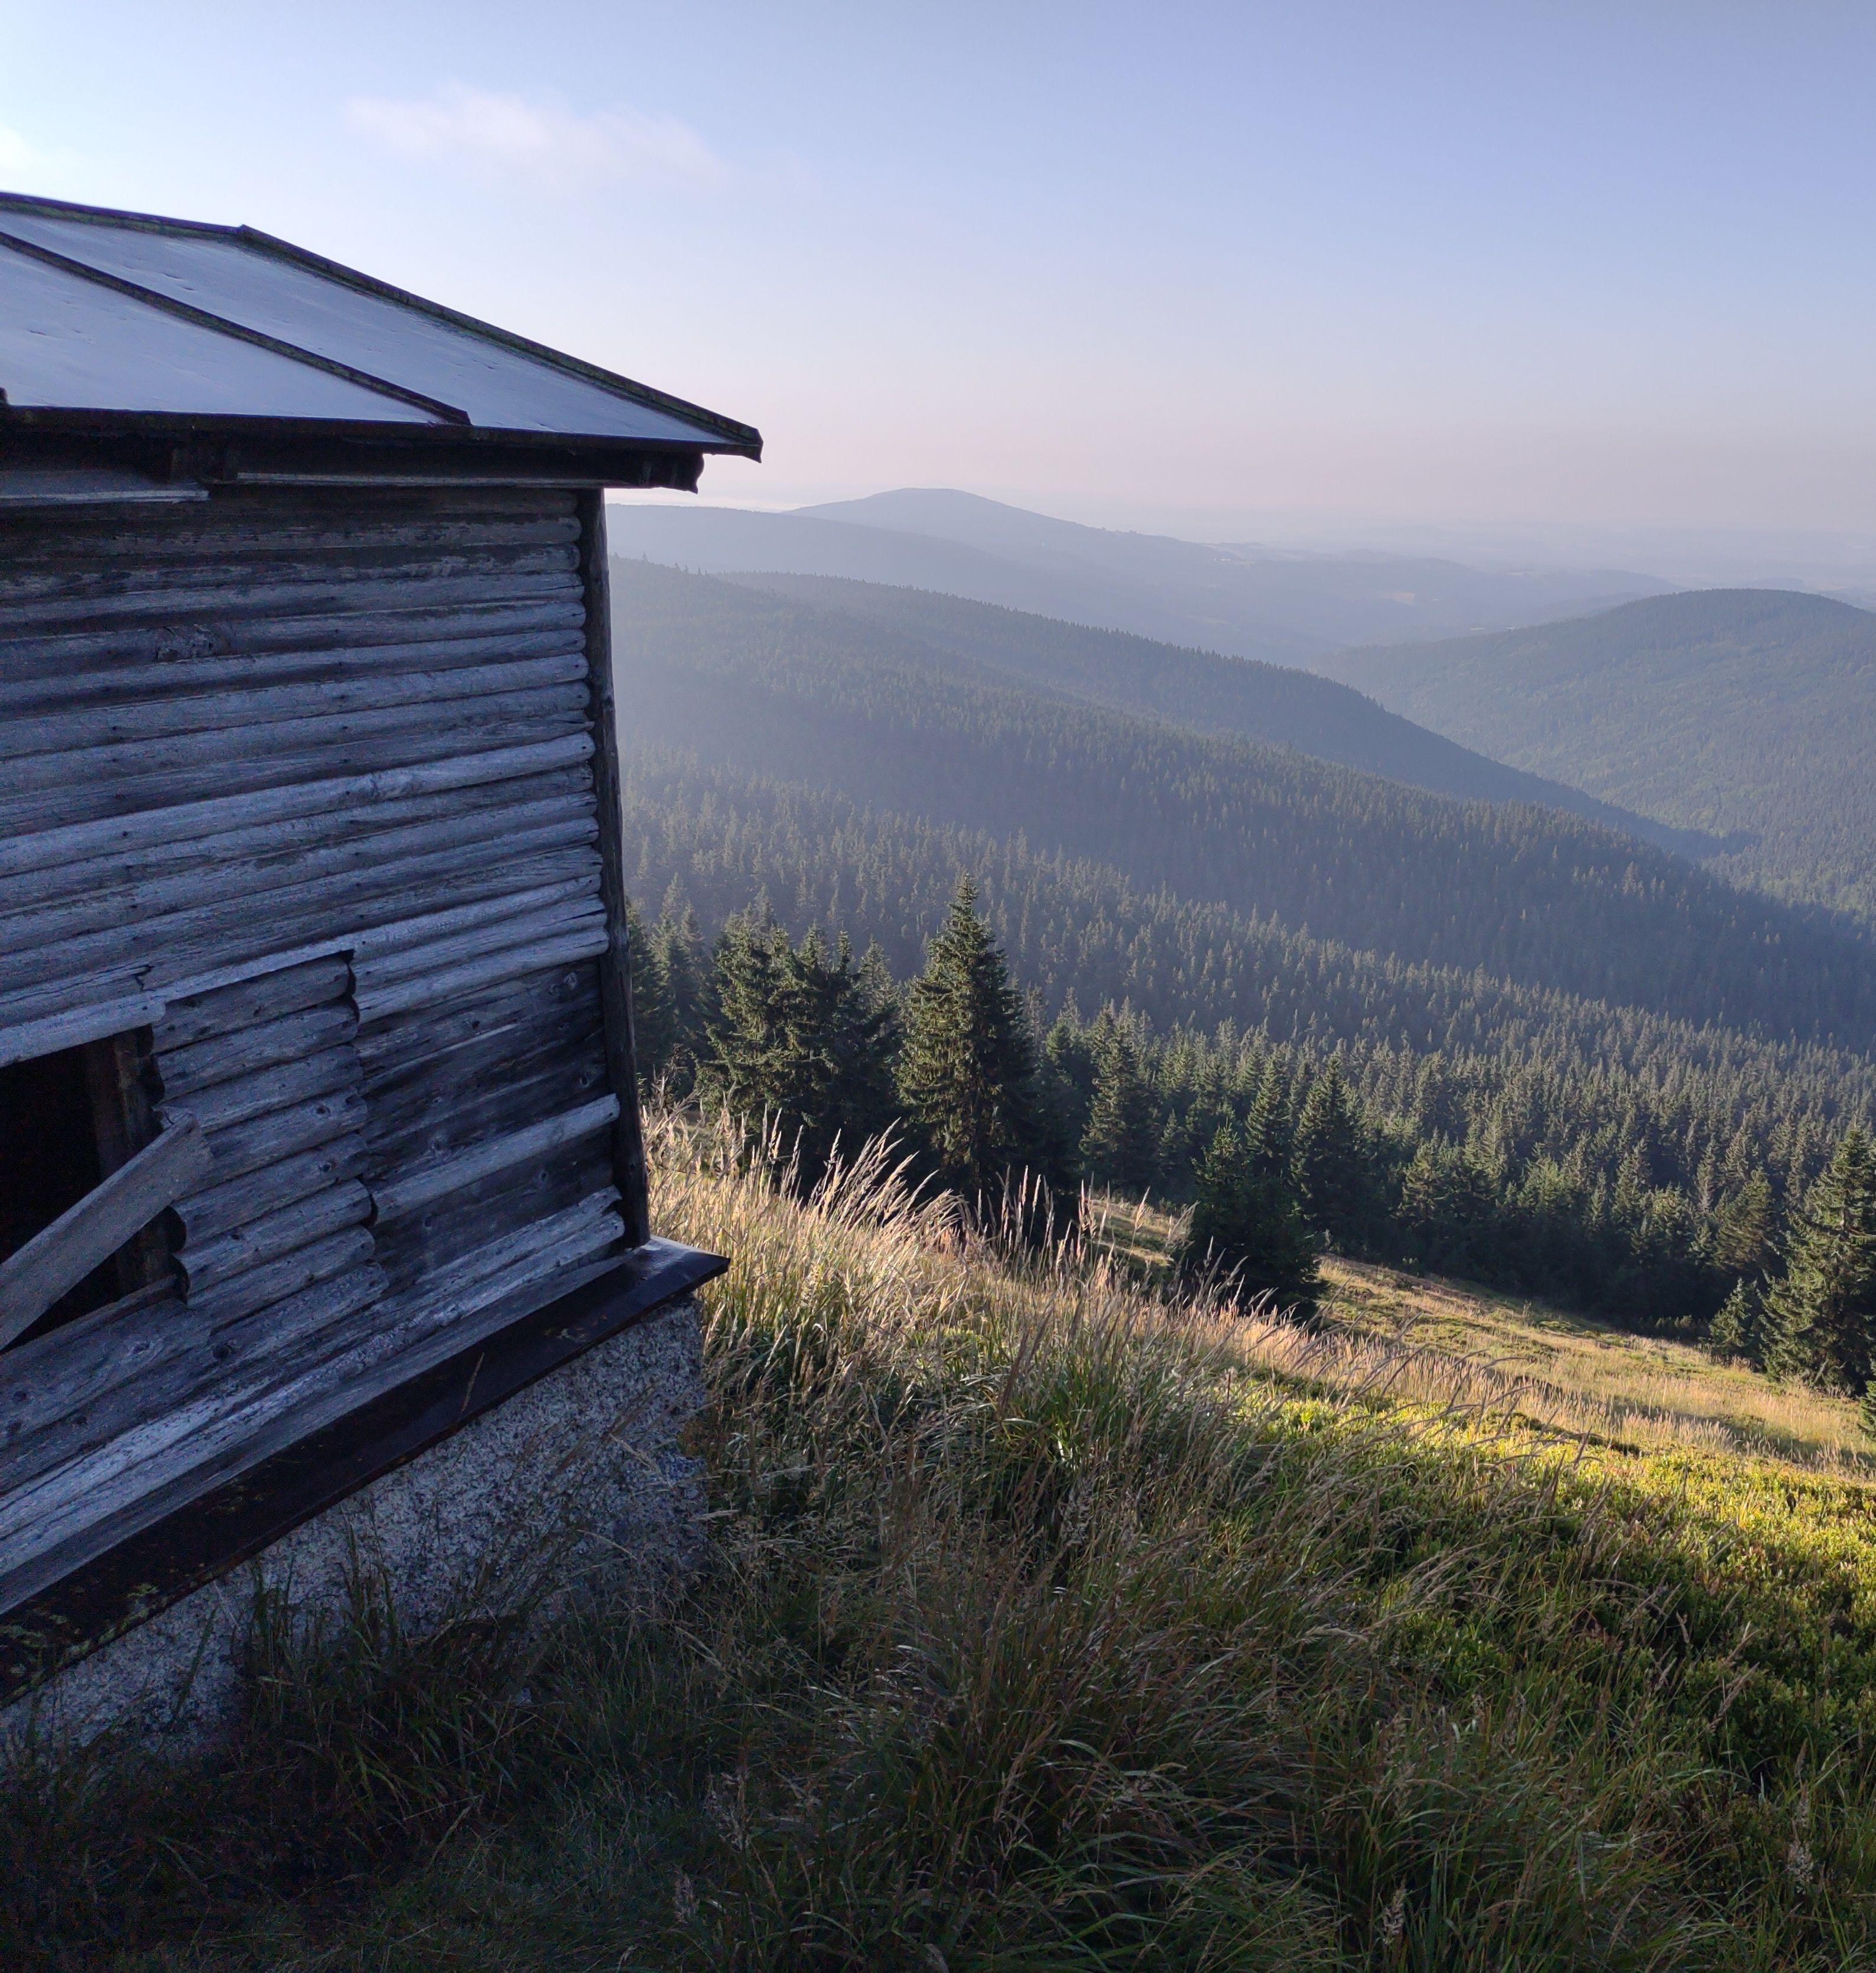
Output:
(0, 189), (239, 240)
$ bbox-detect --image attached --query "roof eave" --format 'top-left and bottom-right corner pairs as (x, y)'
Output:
(0, 404), (758, 456)
(0, 416), (740, 493)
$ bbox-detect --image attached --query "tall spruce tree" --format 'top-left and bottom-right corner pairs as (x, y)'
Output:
(1293, 1058), (1368, 1250)
(1243, 1056), (1295, 1184)
(1184, 1120), (1319, 1311)
(898, 877), (1051, 1200)
(629, 889), (710, 1093)
(701, 913), (898, 1184)
(1080, 1013), (1158, 1195)
(1763, 1129), (1876, 1392)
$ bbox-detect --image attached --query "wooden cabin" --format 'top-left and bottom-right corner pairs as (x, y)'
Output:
(0, 192), (759, 1705)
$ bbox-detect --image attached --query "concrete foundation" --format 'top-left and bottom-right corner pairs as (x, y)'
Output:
(1, 1293), (704, 1750)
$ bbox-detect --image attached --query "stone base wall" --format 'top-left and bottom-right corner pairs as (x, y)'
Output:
(2, 1295), (704, 1750)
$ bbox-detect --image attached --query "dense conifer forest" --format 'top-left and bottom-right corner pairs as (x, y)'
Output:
(610, 558), (1876, 1354)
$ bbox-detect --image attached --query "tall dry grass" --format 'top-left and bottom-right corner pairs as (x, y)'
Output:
(6, 1110), (1876, 1968)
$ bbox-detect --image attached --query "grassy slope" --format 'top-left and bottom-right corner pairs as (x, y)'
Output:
(18, 1120), (1876, 1969)
(1322, 589), (1876, 918)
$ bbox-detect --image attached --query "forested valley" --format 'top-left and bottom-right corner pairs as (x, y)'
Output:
(611, 557), (1876, 1379)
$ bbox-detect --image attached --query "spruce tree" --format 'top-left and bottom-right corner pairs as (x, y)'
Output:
(1293, 1058), (1368, 1250)
(898, 877), (1049, 1200)
(1080, 1014), (1158, 1195)
(633, 893), (708, 1093)
(1243, 1056), (1295, 1184)
(1711, 1172), (1777, 1281)
(701, 913), (898, 1184)
(623, 898), (674, 1085)
(1763, 1129), (1876, 1392)
(1400, 1140), (1497, 1279)
(1706, 1279), (1763, 1364)
(1183, 1120), (1319, 1312)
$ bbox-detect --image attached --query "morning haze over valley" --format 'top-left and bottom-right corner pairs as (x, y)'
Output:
(9, 6), (1876, 1967)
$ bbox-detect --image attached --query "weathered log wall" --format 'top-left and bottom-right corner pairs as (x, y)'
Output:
(0, 487), (632, 1614)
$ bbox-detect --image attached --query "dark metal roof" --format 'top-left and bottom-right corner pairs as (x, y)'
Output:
(0, 193), (760, 461)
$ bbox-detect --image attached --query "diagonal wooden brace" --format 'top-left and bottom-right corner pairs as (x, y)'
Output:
(0, 1116), (210, 1350)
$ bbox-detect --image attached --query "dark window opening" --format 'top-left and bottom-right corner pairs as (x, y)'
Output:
(0, 1031), (169, 1347)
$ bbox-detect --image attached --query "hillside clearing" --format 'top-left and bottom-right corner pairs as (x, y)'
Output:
(1088, 1189), (1872, 1473)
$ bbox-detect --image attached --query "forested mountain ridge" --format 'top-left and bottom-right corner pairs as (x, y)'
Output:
(1321, 587), (1876, 918)
(719, 568), (1719, 856)
(612, 558), (1876, 1052)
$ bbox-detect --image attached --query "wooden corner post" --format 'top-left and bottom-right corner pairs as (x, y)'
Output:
(577, 489), (652, 1247)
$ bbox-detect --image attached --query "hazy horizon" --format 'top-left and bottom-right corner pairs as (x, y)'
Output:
(11, 2), (1876, 583)
(619, 485), (1876, 594)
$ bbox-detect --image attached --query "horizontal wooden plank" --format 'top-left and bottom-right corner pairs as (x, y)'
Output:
(0, 678), (589, 799)
(0, 625), (589, 719)
(0, 542), (579, 615)
(1, 596), (586, 680)
(0, 830), (600, 1000)
(0, 653), (591, 762)
(153, 956), (354, 1052)
(0, 765), (589, 920)
(373, 1096), (619, 1224)
(158, 1046), (362, 1137)
(5, 792), (596, 953)
(0, 506), (577, 574)
(0, 565), (580, 636)
(366, 1034), (607, 1171)
(117, 856), (604, 1022)
(353, 954), (599, 1074)
(0, 1263), (389, 1569)
(0, 733), (594, 882)
(0, 990), (171, 1073)
(105, 874), (603, 1051)
(196, 1087), (368, 1191)
(184, 1224), (377, 1328)
(372, 1187), (622, 1329)
(0, 1286), (194, 1457)
(354, 925), (611, 1023)
(362, 1000), (605, 1158)
(372, 1133), (612, 1298)
(178, 1181), (373, 1296)
(157, 1003), (359, 1103)
(351, 893), (604, 996)
(174, 1133), (368, 1244)
(346, 874), (603, 967)
(0, 1120), (212, 1351)
(0, 706), (590, 841)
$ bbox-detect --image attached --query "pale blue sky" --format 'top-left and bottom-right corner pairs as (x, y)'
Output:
(6, 3), (1875, 567)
